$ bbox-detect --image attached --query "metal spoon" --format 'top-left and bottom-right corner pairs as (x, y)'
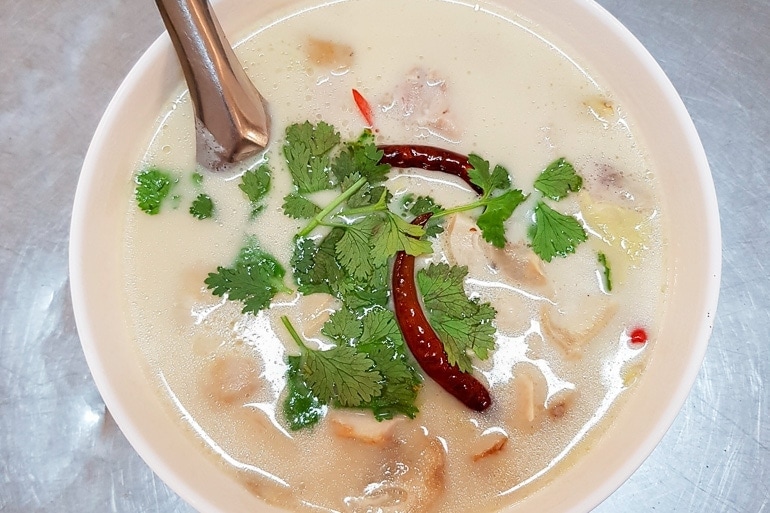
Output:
(155, 0), (269, 169)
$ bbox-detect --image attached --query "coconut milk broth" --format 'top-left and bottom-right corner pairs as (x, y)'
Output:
(122, 0), (666, 511)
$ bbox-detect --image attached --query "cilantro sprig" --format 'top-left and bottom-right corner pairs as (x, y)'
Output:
(283, 121), (339, 194)
(280, 123), (433, 311)
(430, 154), (527, 248)
(281, 308), (422, 429)
(239, 163), (271, 217)
(417, 263), (496, 372)
(528, 158), (588, 262)
(533, 158), (583, 200)
(204, 240), (292, 314)
(135, 167), (175, 215)
(189, 193), (214, 220)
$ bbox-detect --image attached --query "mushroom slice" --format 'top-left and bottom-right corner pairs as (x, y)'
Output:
(329, 410), (403, 446)
(346, 436), (446, 513)
(510, 366), (549, 433)
(471, 427), (509, 462)
(547, 388), (579, 420)
(540, 301), (619, 358)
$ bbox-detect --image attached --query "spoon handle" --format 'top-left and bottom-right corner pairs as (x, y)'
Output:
(155, 0), (269, 168)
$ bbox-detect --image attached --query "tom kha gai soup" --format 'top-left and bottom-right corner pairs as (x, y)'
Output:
(123, 0), (666, 511)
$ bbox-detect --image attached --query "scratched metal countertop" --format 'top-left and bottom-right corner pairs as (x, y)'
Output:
(1, 0), (767, 511)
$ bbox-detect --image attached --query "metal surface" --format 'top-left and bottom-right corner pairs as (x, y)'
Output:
(0, 0), (767, 511)
(155, 0), (269, 168)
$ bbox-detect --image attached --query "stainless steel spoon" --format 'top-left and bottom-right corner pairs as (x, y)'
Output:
(155, 0), (270, 169)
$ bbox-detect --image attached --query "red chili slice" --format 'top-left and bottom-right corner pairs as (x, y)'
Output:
(377, 144), (483, 194)
(352, 88), (375, 126)
(391, 212), (492, 411)
(629, 327), (648, 346)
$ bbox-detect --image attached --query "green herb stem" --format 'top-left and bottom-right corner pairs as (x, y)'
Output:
(297, 176), (368, 237)
(432, 199), (487, 219)
(281, 315), (308, 352)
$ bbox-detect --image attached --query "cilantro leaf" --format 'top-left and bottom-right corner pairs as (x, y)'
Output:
(335, 217), (378, 280)
(468, 154), (511, 196)
(417, 263), (497, 373)
(239, 164), (271, 209)
(347, 183), (391, 209)
(476, 189), (527, 248)
(529, 201), (588, 262)
(335, 263), (390, 310)
(438, 155), (523, 247)
(135, 167), (174, 215)
(205, 242), (291, 314)
(283, 355), (324, 430)
(407, 195), (443, 217)
(355, 308), (421, 420)
(189, 193), (214, 220)
(598, 251), (613, 292)
(281, 315), (382, 408)
(283, 193), (322, 219)
(331, 133), (390, 186)
(284, 121), (340, 194)
(291, 232), (343, 296)
(416, 263), (470, 318)
(303, 345), (382, 406)
(369, 213), (433, 266)
(281, 310), (420, 426)
(533, 158), (582, 201)
(356, 339), (421, 420)
(321, 308), (362, 345)
(404, 195), (445, 237)
(361, 308), (404, 345)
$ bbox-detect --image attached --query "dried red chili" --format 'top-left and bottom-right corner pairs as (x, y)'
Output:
(377, 144), (483, 194)
(391, 212), (492, 411)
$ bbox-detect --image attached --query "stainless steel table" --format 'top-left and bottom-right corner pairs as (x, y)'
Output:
(1, 0), (766, 511)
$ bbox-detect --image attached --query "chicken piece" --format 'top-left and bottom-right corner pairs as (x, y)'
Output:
(329, 410), (403, 446)
(346, 436), (446, 513)
(471, 428), (509, 462)
(383, 67), (459, 140)
(201, 352), (260, 406)
(540, 301), (619, 358)
(444, 214), (547, 288)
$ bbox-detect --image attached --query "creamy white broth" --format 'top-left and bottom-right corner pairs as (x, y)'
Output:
(122, 0), (666, 511)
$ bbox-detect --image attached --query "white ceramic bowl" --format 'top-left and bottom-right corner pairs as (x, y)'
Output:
(70, 0), (721, 511)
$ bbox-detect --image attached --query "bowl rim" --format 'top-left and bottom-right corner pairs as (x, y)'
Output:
(70, 0), (722, 511)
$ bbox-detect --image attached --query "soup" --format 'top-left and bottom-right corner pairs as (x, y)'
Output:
(122, 0), (666, 511)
